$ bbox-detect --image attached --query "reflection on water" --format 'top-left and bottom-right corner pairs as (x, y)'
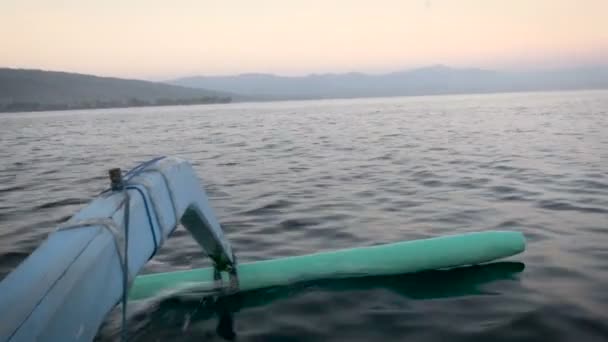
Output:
(122, 262), (525, 340)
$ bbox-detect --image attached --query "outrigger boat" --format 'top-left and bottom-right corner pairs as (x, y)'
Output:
(0, 157), (525, 341)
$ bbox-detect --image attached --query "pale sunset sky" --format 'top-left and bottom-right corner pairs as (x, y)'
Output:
(1, 0), (607, 79)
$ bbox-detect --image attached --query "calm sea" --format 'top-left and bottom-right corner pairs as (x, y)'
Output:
(1, 90), (607, 341)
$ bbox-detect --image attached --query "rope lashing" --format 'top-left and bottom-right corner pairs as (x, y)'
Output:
(109, 168), (131, 342)
(62, 156), (238, 340)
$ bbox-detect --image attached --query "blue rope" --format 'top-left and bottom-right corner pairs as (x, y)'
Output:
(123, 156), (167, 259)
(99, 157), (165, 196)
(114, 156), (165, 341)
(124, 156), (166, 181)
(99, 157), (166, 255)
(121, 190), (130, 342)
(126, 185), (160, 259)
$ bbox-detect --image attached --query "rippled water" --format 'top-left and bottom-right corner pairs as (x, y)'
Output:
(1, 90), (607, 341)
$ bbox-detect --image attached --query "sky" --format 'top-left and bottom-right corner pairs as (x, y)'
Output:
(1, 0), (607, 80)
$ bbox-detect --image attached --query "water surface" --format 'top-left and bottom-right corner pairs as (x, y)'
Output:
(1, 90), (607, 341)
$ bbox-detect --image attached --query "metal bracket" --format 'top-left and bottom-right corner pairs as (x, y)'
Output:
(181, 205), (239, 294)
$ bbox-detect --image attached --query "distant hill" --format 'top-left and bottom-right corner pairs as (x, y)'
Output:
(0, 68), (234, 113)
(170, 65), (608, 100)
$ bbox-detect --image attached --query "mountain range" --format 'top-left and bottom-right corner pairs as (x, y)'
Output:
(2, 65), (607, 113)
(170, 65), (608, 100)
(0, 68), (233, 112)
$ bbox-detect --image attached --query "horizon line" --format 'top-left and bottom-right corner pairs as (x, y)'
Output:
(3, 63), (608, 83)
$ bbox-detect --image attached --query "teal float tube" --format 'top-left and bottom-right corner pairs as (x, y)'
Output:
(129, 230), (525, 301)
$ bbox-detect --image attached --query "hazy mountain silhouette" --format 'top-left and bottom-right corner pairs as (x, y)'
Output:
(0, 68), (234, 112)
(170, 65), (608, 100)
(2, 65), (607, 113)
